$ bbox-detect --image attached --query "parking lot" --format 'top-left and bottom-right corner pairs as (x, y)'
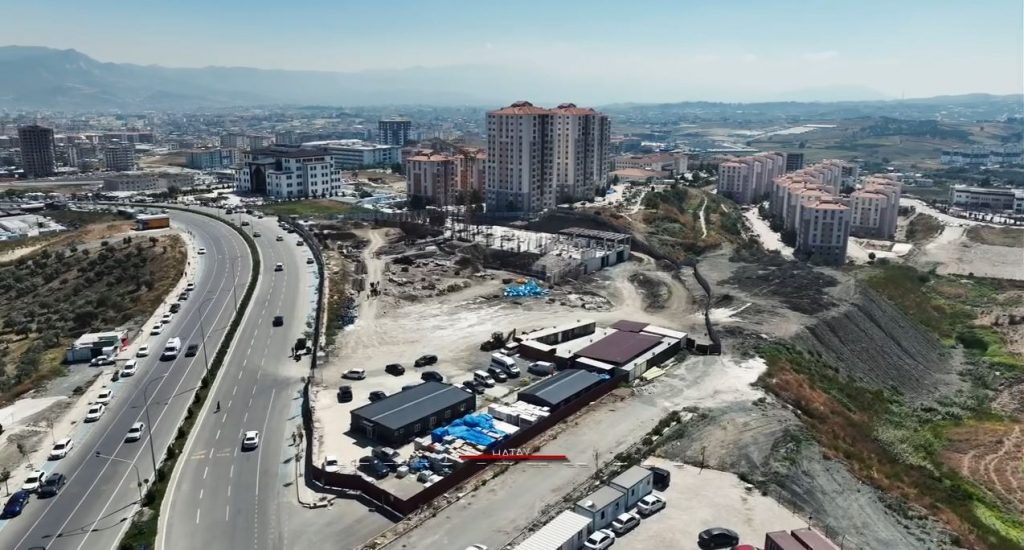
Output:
(615, 457), (807, 550)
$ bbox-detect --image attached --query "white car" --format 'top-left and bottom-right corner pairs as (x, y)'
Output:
(121, 360), (138, 377)
(150, 324), (163, 336)
(342, 368), (366, 380)
(464, 546), (488, 550)
(276, 235), (284, 241)
(197, 247), (207, 255)
(125, 422), (145, 442)
(323, 456), (340, 473)
(583, 529), (616, 550)
(186, 282), (196, 291)
(161, 312), (173, 324)
(96, 389), (113, 405)
(136, 344), (150, 357)
(242, 430), (260, 450)
(610, 511), (641, 536)
(49, 438), (74, 460)
(636, 493), (666, 516)
(85, 404), (106, 422)
(90, 355), (115, 367)
(274, 262), (284, 272)
(21, 470), (47, 492)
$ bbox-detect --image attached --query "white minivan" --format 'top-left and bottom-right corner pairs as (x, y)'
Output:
(473, 370), (496, 387)
(489, 353), (520, 377)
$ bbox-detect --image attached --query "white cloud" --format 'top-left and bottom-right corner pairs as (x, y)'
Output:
(801, 50), (839, 61)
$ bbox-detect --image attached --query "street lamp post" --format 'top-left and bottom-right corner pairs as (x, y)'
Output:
(143, 375), (167, 475)
(95, 451), (144, 504)
(228, 257), (239, 311)
(198, 296), (216, 374)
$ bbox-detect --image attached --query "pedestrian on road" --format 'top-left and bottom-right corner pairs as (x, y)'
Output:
(216, 400), (221, 412)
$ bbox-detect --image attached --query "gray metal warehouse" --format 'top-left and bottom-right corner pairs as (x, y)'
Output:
(349, 382), (475, 445)
(517, 369), (606, 410)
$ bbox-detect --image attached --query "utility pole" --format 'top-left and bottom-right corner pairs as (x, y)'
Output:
(95, 451), (144, 504)
(198, 296), (216, 373)
(143, 375), (167, 475)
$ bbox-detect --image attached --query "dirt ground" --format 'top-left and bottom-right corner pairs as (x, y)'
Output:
(942, 422), (1024, 517)
(912, 225), (1024, 280)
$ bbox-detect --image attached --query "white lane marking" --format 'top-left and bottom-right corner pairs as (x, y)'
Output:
(226, 505), (230, 522)
(254, 388), (276, 499)
(215, 429), (221, 440)
(232, 385), (237, 396)
(243, 412), (248, 422)
(196, 507), (200, 524)
(227, 485), (231, 497)
(229, 464), (234, 477)
(199, 488), (204, 500)
(203, 466), (208, 480)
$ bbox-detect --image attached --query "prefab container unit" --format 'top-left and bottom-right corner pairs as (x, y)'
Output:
(608, 465), (654, 509)
(791, 528), (841, 550)
(136, 214), (170, 230)
(764, 531), (806, 550)
(350, 382), (475, 446)
(515, 510), (592, 550)
(573, 485), (627, 531)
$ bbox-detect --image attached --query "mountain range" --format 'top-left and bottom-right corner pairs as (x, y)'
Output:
(0, 46), (1020, 111)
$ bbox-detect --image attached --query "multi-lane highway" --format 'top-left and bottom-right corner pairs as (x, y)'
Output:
(0, 209), (252, 550)
(159, 210), (319, 550)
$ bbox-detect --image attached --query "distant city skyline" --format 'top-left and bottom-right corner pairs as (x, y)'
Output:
(4, 0), (1023, 103)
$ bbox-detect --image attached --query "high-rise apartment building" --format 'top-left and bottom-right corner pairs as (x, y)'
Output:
(797, 197), (850, 265)
(485, 101), (610, 214)
(103, 142), (137, 172)
(185, 148), (238, 170)
(378, 119), (412, 146)
(404, 147), (487, 206)
(769, 159), (854, 265)
(849, 175), (901, 239)
(715, 152), (785, 204)
(18, 124), (56, 178)
(784, 152), (805, 172)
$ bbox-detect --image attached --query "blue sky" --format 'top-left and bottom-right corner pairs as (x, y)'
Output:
(6, 0), (1023, 101)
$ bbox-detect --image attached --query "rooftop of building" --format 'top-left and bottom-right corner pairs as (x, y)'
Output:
(302, 139), (397, 151)
(610, 465), (653, 488)
(518, 369), (605, 406)
(576, 330), (663, 366)
(489, 100), (604, 116)
(350, 381), (472, 430)
(576, 485), (625, 512)
(406, 153), (456, 162)
(251, 146), (331, 159)
(515, 511), (592, 550)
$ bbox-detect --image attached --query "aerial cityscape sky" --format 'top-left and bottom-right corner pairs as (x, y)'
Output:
(5, 0), (1024, 102)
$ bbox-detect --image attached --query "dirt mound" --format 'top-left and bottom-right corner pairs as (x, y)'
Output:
(628, 272), (671, 310)
(793, 287), (960, 400)
(721, 259), (839, 315)
(658, 405), (950, 549)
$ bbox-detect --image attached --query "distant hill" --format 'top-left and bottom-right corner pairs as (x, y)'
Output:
(0, 45), (1021, 112)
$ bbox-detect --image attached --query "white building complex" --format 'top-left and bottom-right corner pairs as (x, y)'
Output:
(235, 146), (342, 198)
(715, 151), (786, 204)
(768, 160), (852, 265)
(941, 145), (1022, 167)
(302, 139), (401, 169)
(486, 101), (610, 214)
(950, 185), (1024, 214)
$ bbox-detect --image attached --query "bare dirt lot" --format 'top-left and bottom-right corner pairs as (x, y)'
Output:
(942, 422), (1024, 517)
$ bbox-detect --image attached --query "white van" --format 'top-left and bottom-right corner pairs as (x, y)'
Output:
(490, 353), (520, 377)
(473, 370), (496, 387)
(162, 337), (182, 359)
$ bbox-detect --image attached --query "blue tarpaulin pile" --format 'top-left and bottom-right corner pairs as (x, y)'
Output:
(503, 279), (549, 298)
(431, 413), (506, 447)
(408, 457), (430, 472)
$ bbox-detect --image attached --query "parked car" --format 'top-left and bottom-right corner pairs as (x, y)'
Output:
(414, 354), (438, 367)
(21, 470), (46, 492)
(272, 315), (284, 327)
(528, 361), (555, 376)
(121, 360), (138, 377)
(472, 370), (495, 387)
(1, 491), (30, 518)
(611, 511), (641, 536)
(125, 422), (145, 442)
(150, 324), (163, 336)
(368, 390), (387, 402)
(296, 240), (304, 247)
(636, 493), (666, 516)
(169, 302), (181, 313)
(178, 291), (189, 301)
(253, 231), (261, 238)
(90, 355), (114, 367)
(186, 282), (196, 291)
(486, 366), (509, 383)
(38, 473), (66, 498)
(136, 344), (150, 357)
(161, 313), (173, 325)
(306, 257), (314, 264)
(337, 385), (353, 402)
(421, 371), (444, 383)
(96, 389), (113, 405)
(240, 220), (250, 226)
(323, 456), (340, 473)
(490, 353), (520, 377)
(48, 438), (74, 460)
(583, 529), (616, 550)
(242, 430), (260, 450)
(358, 456), (389, 479)
(385, 363), (405, 376)
(698, 528), (740, 550)
(343, 368), (366, 380)
(185, 344), (199, 357)
(462, 380), (484, 394)
(84, 404), (106, 422)
(197, 247), (207, 255)
(276, 235), (284, 241)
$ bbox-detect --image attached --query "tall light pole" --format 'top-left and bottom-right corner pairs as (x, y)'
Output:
(198, 296), (216, 374)
(143, 374), (167, 475)
(228, 257), (239, 311)
(95, 451), (144, 504)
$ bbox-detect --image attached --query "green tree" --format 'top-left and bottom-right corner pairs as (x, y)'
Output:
(390, 162), (403, 175)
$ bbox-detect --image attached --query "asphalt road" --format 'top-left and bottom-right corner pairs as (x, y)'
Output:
(0, 208), (252, 550)
(160, 211), (317, 550)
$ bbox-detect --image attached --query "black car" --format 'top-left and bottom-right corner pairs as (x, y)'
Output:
(420, 371), (443, 383)
(169, 302), (181, 313)
(358, 456), (389, 479)
(385, 363), (405, 376)
(185, 344), (199, 357)
(368, 390), (387, 402)
(462, 380), (484, 394)
(337, 385), (353, 403)
(37, 473), (66, 498)
(272, 315), (284, 327)
(1, 490), (30, 518)
(486, 366), (509, 383)
(414, 354), (438, 368)
(698, 527), (740, 550)
(178, 291), (189, 301)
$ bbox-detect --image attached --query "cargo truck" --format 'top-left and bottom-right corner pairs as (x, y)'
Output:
(136, 214), (170, 231)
